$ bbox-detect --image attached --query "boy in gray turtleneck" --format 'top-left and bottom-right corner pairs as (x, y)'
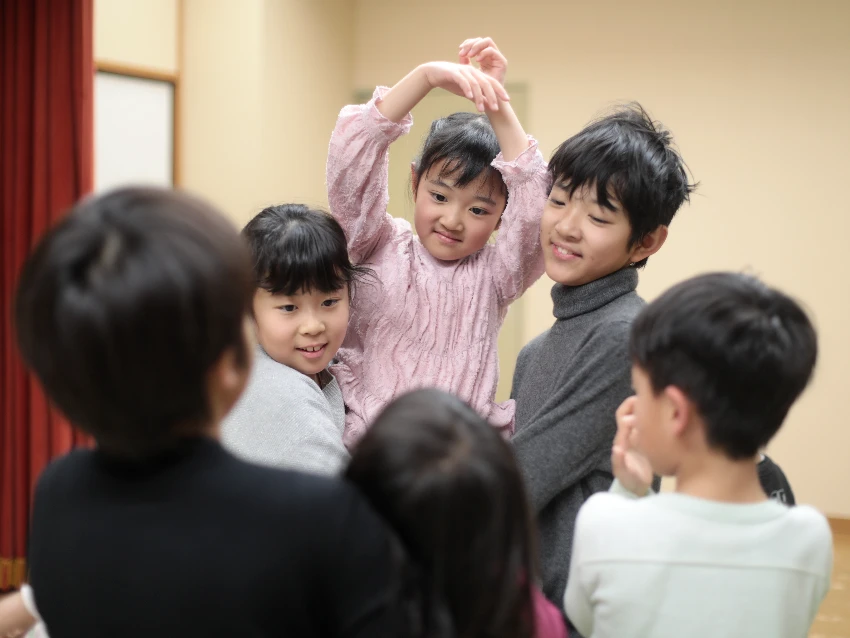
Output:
(510, 104), (696, 632)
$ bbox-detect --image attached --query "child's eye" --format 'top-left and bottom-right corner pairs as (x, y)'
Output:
(322, 298), (340, 307)
(548, 198), (565, 207)
(430, 192), (448, 203)
(470, 207), (489, 216)
(590, 216), (610, 225)
(277, 304), (297, 312)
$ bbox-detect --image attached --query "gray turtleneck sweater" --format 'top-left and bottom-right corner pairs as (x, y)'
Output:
(511, 268), (645, 621)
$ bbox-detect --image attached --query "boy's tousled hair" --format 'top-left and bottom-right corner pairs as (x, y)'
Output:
(412, 112), (507, 203)
(14, 187), (254, 459)
(242, 203), (371, 296)
(346, 389), (537, 638)
(630, 272), (817, 459)
(549, 103), (696, 267)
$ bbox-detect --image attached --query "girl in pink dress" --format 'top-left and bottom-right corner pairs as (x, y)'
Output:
(327, 38), (550, 446)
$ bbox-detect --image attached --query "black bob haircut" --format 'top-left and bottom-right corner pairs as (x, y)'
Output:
(549, 103), (697, 268)
(412, 112), (508, 203)
(346, 389), (538, 638)
(14, 187), (254, 458)
(630, 272), (817, 460)
(242, 203), (372, 296)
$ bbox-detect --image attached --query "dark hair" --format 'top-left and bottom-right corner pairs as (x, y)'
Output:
(630, 272), (817, 459)
(14, 187), (253, 458)
(345, 389), (537, 638)
(413, 112), (507, 204)
(549, 103), (697, 267)
(241, 203), (371, 296)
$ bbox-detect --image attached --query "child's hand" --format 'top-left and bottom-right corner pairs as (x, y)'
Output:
(0, 591), (36, 638)
(458, 37), (507, 86)
(420, 61), (509, 113)
(612, 396), (653, 496)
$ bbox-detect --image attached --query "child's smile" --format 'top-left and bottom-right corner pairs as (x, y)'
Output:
(253, 286), (349, 378)
(413, 160), (505, 262)
(550, 243), (582, 261)
(296, 343), (328, 360)
(540, 182), (637, 286)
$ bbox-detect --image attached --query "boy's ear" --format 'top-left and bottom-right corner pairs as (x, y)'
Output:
(629, 225), (668, 263)
(410, 162), (419, 201)
(663, 385), (691, 439)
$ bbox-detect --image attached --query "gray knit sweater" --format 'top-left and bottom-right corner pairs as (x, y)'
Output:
(511, 268), (644, 617)
(221, 345), (349, 476)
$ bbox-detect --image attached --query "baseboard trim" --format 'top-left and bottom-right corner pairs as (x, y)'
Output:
(829, 517), (850, 536)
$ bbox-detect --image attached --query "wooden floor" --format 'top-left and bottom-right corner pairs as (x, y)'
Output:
(811, 529), (850, 638)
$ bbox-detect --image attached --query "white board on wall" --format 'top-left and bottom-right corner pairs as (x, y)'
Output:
(94, 71), (174, 192)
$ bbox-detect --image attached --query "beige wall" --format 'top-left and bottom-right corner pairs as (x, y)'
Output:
(97, 0), (353, 223)
(354, 0), (850, 517)
(181, 0), (354, 225)
(94, 0), (179, 74)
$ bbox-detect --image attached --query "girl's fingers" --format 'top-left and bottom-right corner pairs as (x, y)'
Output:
(467, 67), (495, 108)
(485, 75), (509, 102)
(481, 76), (500, 111)
(459, 37), (483, 55)
(476, 46), (507, 66)
(465, 67), (500, 109)
(451, 68), (473, 100)
(458, 43), (475, 63)
(467, 37), (497, 58)
(458, 67), (476, 111)
(458, 38), (474, 64)
(471, 78), (486, 112)
(460, 68), (484, 110)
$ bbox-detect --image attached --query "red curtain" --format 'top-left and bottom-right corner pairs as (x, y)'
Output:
(0, 0), (94, 591)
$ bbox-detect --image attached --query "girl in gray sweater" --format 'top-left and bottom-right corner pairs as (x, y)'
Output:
(221, 204), (372, 475)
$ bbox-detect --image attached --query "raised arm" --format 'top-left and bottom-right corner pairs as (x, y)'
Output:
(378, 61), (509, 123)
(327, 63), (509, 263)
(459, 37), (549, 303)
(487, 142), (549, 305)
(459, 38), (527, 161)
(326, 89), (410, 264)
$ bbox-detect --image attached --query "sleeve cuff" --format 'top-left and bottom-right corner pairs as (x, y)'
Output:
(363, 86), (414, 141)
(491, 136), (548, 187)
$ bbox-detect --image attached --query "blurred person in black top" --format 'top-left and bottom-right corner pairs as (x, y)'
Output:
(13, 188), (401, 638)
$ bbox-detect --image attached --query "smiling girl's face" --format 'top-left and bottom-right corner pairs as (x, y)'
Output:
(412, 159), (506, 262)
(252, 285), (349, 380)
